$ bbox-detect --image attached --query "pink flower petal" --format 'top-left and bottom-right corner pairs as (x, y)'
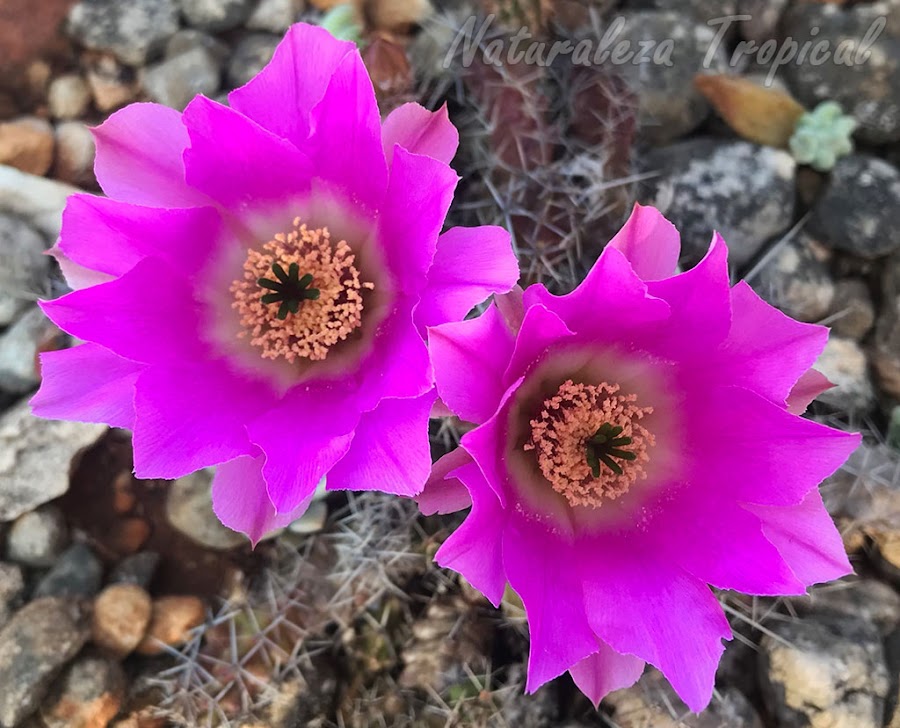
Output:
(381, 103), (458, 166)
(429, 302), (516, 425)
(212, 454), (315, 546)
(502, 303), (574, 387)
(523, 247), (668, 349)
(746, 489), (853, 587)
(644, 232), (731, 358)
(182, 96), (314, 213)
(356, 303), (433, 409)
(308, 49), (388, 217)
(786, 369), (834, 415)
(327, 391), (436, 497)
(495, 285), (525, 332)
(415, 225), (519, 330)
(651, 487), (807, 596)
(607, 202), (681, 282)
(228, 23), (355, 148)
(31, 343), (143, 429)
(377, 146), (457, 296)
(40, 257), (206, 365)
(59, 195), (223, 279)
(132, 363), (275, 479)
(93, 103), (209, 208)
(49, 245), (114, 290)
(580, 539), (731, 713)
(435, 459), (507, 606)
(248, 387), (359, 513)
(416, 447), (473, 515)
(569, 643), (645, 708)
(687, 386), (861, 506)
(504, 513), (600, 690)
(716, 282), (829, 406)
(431, 396), (453, 418)
(460, 386), (523, 507)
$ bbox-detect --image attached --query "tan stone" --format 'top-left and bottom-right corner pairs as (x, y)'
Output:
(91, 584), (152, 658)
(0, 117), (54, 176)
(85, 57), (139, 113)
(52, 121), (95, 187)
(136, 596), (205, 655)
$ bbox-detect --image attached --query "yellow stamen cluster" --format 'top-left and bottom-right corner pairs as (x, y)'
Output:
(230, 218), (374, 362)
(524, 379), (654, 508)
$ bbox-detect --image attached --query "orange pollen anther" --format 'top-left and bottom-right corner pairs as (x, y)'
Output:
(524, 379), (655, 508)
(230, 218), (374, 362)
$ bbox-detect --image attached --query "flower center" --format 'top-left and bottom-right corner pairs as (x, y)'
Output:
(524, 379), (655, 508)
(230, 218), (374, 362)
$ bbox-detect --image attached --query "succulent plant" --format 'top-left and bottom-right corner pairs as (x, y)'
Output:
(319, 3), (363, 45)
(789, 101), (857, 172)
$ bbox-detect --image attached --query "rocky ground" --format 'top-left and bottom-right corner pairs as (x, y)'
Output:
(0, 0), (899, 726)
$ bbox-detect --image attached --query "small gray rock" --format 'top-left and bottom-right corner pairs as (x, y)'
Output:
(759, 615), (889, 728)
(247, 0), (302, 32)
(783, 2), (900, 144)
(0, 166), (79, 240)
(874, 255), (900, 398)
(823, 443), (900, 535)
(750, 233), (834, 323)
(0, 214), (47, 328)
(33, 542), (103, 599)
(0, 399), (106, 523)
(605, 668), (763, 727)
(829, 279), (875, 340)
(227, 33), (280, 89)
(0, 306), (61, 395)
(800, 578), (900, 636)
(40, 656), (126, 728)
(0, 563), (24, 630)
(67, 0), (181, 67)
(108, 550), (160, 588)
(600, 12), (729, 144)
(180, 0), (256, 32)
(47, 75), (91, 121)
(808, 155), (900, 259)
(623, 0), (739, 26)
(6, 505), (69, 568)
(165, 29), (229, 65)
(740, 0), (790, 45)
(813, 336), (875, 412)
(0, 597), (91, 728)
(641, 138), (796, 267)
(142, 47), (221, 111)
(52, 121), (96, 188)
(166, 469), (245, 550)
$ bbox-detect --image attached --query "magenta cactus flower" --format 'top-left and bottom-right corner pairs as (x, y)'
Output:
(420, 204), (859, 711)
(30, 23), (518, 544)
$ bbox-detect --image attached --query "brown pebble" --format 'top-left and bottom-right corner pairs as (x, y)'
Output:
(40, 655), (126, 728)
(136, 596), (205, 656)
(110, 518), (150, 555)
(111, 472), (136, 515)
(92, 584), (152, 658)
(111, 711), (166, 728)
(0, 116), (54, 175)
